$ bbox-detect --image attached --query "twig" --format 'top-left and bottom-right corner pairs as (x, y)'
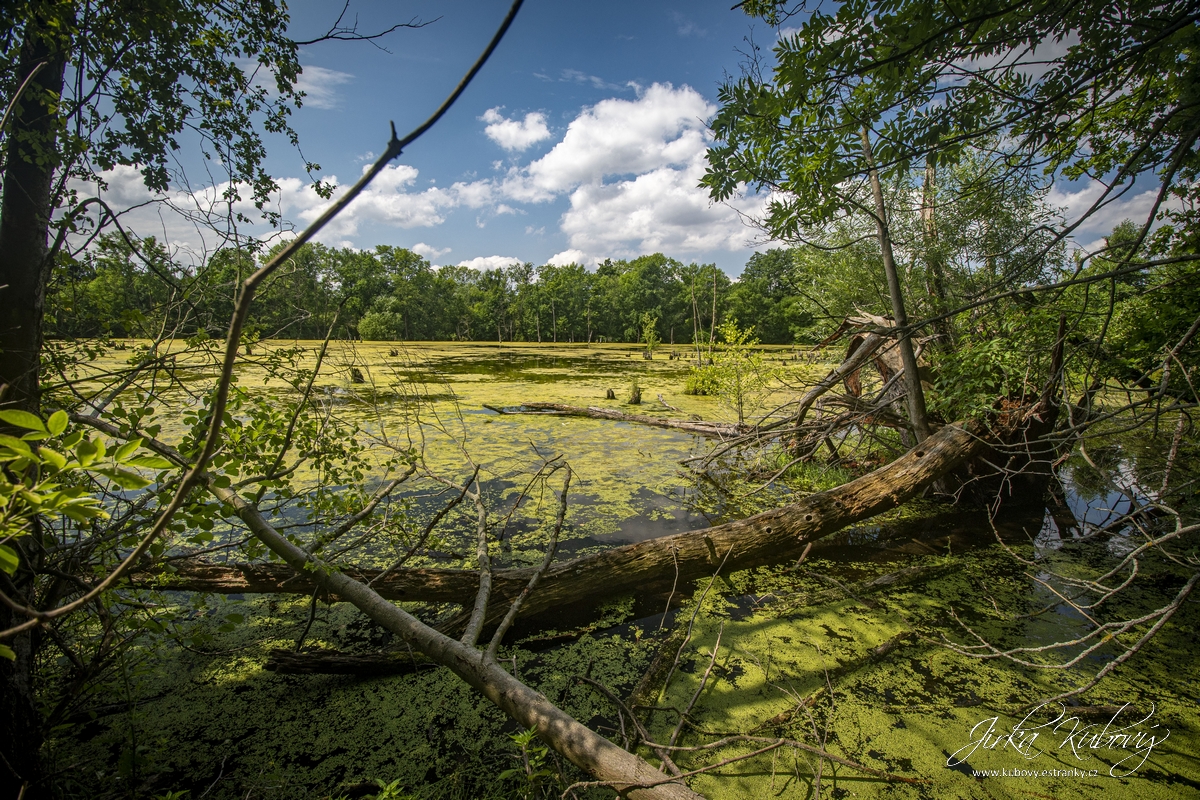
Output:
(659, 547), (680, 632)
(294, 586), (321, 652)
(486, 465), (571, 660)
(668, 621), (724, 749)
(369, 465), (477, 585)
(575, 676), (682, 776)
(659, 545), (733, 699)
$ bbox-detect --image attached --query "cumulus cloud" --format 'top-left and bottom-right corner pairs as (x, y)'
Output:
(547, 249), (587, 266)
(72, 162), (463, 257)
(500, 82), (715, 201)
(67, 165), (279, 264)
(280, 164), (458, 241)
(71, 83), (770, 265)
(1048, 178), (1180, 251)
(457, 255), (523, 271)
(412, 242), (451, 260)
(478, 82), (765, 262)
(559, 157), (766, 258)
(481, 107), (552, 152)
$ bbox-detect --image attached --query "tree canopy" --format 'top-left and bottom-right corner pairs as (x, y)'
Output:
(706, 0), (1200, 253)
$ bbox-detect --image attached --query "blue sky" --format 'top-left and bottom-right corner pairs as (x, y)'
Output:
(276, 0), (774, 272)
(93, 1), (1155, 273)
(181, 0), (776, 273)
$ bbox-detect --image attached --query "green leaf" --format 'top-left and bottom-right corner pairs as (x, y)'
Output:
(98, 468), (152, 490)
(0, 544), (19, 575)
(61, 504), (106, 524)
(125, 455), (174, 469)
(47, 410), (68, 436)
(40, 448), (67, 471)
(114, 438), (143, 463)
(0, 644), (14, 661)
(75, 439), (99, 467)
(0, 434), (33, 457)
(0, 410), (46, 432)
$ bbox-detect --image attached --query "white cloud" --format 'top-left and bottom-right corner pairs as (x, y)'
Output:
(479, 82), (764, 261)
(457, 255), (522, 271)
(1048, 178), (1179, 252)
(412, 242), (451, 260)
(295, 65), (354, 110)
(279, 164), (458, 241)
(69, 84), (769, 264)
(557, 69), (630, 92)
(501, 82), (715, 201)
(481, 107), (552, 152)
(558, 156), (767, 260)
(547, 249), (587, 266)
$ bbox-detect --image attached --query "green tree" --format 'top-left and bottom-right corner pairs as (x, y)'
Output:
(0, 4), (317, 783)
(640, 311), (661, 356)
(710, 320), (775, 425)
(1, 1), (318, 410)
(705, 0), (1200, 438)
(728, 249), (812, 344)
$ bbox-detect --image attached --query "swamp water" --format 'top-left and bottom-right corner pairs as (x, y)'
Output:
(50, 342), (1200, 799)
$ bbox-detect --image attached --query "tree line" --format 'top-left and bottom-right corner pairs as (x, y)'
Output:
(46, 238), (815, 345)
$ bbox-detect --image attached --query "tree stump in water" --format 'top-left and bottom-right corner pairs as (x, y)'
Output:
(349, 367), (365, 384)
(605, 388), (616, 400)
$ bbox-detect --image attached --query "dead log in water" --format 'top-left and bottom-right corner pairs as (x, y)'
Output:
(482, 401), (747, 438)
(145, 420), (988, 620)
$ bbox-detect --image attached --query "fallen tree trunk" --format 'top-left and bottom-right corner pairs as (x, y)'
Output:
(86, 414), (700, 799)
(148, 420), (988, 623)
(482, 402), (747, 438)
(210, 476), (703, 800)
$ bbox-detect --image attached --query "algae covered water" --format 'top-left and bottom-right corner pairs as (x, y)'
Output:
(50, 341), (1200, 799)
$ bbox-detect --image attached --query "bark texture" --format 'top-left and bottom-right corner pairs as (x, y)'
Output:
(0, 18), (69, 798)
(211, 482), (702, 799)
(860, 127), (933, 441)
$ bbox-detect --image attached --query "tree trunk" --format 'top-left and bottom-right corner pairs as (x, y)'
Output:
(921, 158), (953, 350)
(210, 481), (702, 799)
(860, 127), (932, 442)
(150, 420), (986, 619)
(480, 402), (746, 437)
(0, 19), (70, 797)
(709, 274), (717, 359)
